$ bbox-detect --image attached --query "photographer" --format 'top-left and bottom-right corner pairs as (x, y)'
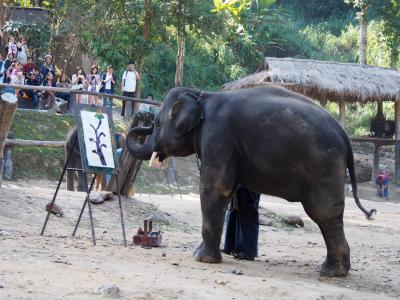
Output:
(86, 65), (100, 105)
(71, 67), (86, 103)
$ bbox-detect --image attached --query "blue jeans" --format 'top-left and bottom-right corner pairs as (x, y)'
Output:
(25, 90), (39, 109)
(102, 89), (114, 109)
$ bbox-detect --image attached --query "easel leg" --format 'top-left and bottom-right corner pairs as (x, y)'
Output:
(116, 175), (127, 246)
(72, 174), (97, 246)
(41, 135), (77, 236)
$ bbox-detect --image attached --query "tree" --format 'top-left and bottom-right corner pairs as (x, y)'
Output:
(344, 0), (371, 65)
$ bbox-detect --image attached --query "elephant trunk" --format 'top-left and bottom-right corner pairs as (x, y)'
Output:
(126, 123), (154, 161)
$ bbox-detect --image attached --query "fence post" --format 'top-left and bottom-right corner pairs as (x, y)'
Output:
(0, 93), (18, 187)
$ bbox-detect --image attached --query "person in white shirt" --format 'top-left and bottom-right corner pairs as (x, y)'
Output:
(100, 65), (116, 109)
(121, 62), (141, 116)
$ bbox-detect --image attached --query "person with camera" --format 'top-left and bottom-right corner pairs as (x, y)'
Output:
(121, 62), (141, 116)
(24, 71), (40, 109)
(86, 65), (101, 105)
(71, 67), (86, 103)
(39, 54), (56, 78)
(100, 65), (116, 109)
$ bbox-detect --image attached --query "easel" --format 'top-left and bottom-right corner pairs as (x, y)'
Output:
(40, 106), (127, 246)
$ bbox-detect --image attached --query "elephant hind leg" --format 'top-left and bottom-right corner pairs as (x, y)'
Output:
(302, 191), (350, 277)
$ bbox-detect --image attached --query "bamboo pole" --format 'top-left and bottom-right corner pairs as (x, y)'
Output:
(5, 139), (65, 147)
(339, 97), (346, 126)
(0, 93), (18, 187)
(395, 98), (400, 185)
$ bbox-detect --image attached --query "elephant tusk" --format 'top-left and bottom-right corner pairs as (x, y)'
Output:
(149, 151), (158, 167)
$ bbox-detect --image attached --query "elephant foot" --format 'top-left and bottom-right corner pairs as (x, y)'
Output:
(194, 242), (222, 263)
(320, 258), (350, 277)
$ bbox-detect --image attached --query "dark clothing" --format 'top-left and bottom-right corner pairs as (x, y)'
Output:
(39, 63), (56, 78)
(121, 91), (136, 117)
(3, 59), (13, 83)
(100, 73), (117, 93)
(224, 187), (260, 259)
(23, 63), (37, 75)
(25, 78), (40, 109)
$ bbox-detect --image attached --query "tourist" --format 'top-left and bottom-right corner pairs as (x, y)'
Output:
(41, 72), (57, 109)
(100, 65), (116, 109)
(2, 52), (15, 83)
(33, 67), (43, 85)
(223, 187), (260, 261)
(121, 62), (141, 116)
(16, 36), (29, 65)
(56, 73), (72, 109)
(139, 93), (158, 113)
(0, 54), (4, 83)
(6, 36), (17, 56)
(71, 67), (86, 103)
(39, 54), (56, 78)
(86, 65), (101, 105)
(9, 63), (25, 96)
(376, 169), (389, 199)
(24, 72), (40, 109)
(23, 57), (36, 75)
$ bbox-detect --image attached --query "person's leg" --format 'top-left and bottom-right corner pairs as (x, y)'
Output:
(32, 92), (39, 109)
(233, 188), (260, 259)
(121, 91), (127, 116)
(223, 208), (238, 255)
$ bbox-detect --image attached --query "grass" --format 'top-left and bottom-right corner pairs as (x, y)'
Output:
(10, 110), (75, 179)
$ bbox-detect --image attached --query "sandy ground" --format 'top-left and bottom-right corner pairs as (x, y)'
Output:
(0, 180), (399, 300)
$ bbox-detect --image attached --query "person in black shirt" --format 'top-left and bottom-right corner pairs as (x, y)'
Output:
(24, 72), (40, 109)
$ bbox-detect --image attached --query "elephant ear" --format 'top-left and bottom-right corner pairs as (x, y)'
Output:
(170, 92), (203, 138)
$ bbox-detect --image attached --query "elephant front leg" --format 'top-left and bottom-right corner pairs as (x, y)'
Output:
(194, 166), (235, 263)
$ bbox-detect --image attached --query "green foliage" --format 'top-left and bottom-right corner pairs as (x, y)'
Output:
(3, 20), (52, 60)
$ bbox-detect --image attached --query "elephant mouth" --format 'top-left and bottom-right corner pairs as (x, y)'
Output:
(149, 151), (167, 166)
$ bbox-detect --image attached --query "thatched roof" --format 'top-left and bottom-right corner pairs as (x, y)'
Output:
(222, 57), (400, 103)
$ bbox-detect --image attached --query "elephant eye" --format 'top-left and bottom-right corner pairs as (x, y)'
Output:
(155, 119), (161, 127)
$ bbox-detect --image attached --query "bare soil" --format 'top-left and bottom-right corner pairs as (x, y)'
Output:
(0, 180), (399, 299)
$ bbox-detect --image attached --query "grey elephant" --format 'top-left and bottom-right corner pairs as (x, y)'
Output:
(65, 127), (125, 191)
(126, 86), (376, 277)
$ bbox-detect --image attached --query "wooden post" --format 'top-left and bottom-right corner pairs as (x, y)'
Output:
(372, 144), (380, 184)
(339, 97), (346, 126)
(320, 96), (327, 108)
(0, 93), (17, 187)
(107, 112), (154, 196)
(395, 99), (400, 185)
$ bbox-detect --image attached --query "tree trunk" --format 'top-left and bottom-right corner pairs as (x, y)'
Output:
(144, 0), (152, 41)
(359, 6), (368, 65)
(175, 33), (186, 87)
(0, 92), (17, 187)
(107, 113), (154, 196)
(395, 99), (400, 185)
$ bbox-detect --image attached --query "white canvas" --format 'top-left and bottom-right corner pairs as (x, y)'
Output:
(80, 110), (115, 169)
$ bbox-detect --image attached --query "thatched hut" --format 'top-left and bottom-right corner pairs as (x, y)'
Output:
(223, 57), (400, 184)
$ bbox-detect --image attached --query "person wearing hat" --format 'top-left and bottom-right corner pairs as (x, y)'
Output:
(39, 54), (56, 78)
(121, 62), (141, 116)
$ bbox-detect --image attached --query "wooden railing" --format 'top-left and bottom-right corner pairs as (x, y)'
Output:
(0, 83), (161, 107)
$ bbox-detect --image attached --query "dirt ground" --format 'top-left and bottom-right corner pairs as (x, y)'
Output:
(0, 180), (399, 300)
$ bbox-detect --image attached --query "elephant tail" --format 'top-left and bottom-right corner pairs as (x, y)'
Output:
(345, 136), (377, 220)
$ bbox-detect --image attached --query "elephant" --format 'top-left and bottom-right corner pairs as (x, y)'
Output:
(126, 86), (376, 277)
(65, 127), (125, 191)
